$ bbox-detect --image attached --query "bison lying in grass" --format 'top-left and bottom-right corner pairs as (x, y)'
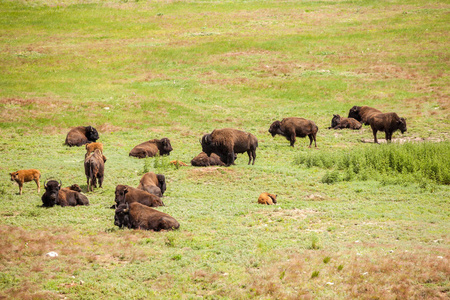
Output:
(367, 112), (407, 143)
(41, 180), (89, 207)
(65, 126), (99, 147)
(258, 192), (277, 205)
(191, 152), (229, 167)
(201, 128), (258, 166)
(10, 169), (41, 195)
(114, 202), (179, 231)
(114, 184), (164, 208)
(137, 172), (166, 197)
(328, 115), (361, 130)
(269, 117), (318, 148)
(129, 138), (173, 158)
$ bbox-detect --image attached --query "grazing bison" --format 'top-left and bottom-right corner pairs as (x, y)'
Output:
(85, 142), (103, 157)
(258, 192), (277, 205)
(114, 202), (180, 231)
(57, 188), (89, 207)
(201, 128), (258, 166)
(10, 169), (41, 195)
(367, 112), (407, 143)
(137, 172), (167, 197)
(190, 152), (229, 167)
(269, 117), (318, 148)
(328, 114), (362, 130)
(84, 149), (106, 192)
(348, 106), (382, 125)
(41, 180), (61, 207)
(129, 138), (173, 158)
(114, 185), (164, 208)
(65, 126), (99, 147)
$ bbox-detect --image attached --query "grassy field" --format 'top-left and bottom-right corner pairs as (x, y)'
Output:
(0, 0), (449, 299)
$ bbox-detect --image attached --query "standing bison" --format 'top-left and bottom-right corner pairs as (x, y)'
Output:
(348, 106), (382, 125)
(328, 115), (362, 130)
(137, 172), (166, 197)
(84, 149), (106, 192)
(129, 138), (173, 158)
(114, 202), (180, 231)
(10, 169), (41, 195)
(201, 128), (258, 166)
(65, 126), (99, 147)
(269, 117), (318, 148)
(367, 112), (407, 143)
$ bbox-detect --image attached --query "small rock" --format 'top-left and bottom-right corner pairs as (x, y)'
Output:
(46, 251), (58, 257)
(326, 282), (334, 285)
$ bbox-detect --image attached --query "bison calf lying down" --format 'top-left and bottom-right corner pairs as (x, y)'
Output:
(129, 138), (173, 158)
(114, 184), (164, 208)
(137, 172), (167, 197)
(84, 149), (106, 192)
(65, 126), (99, 147)
(10, 169), (41, 195)
(114, 202), (180, 231)
(269, 117), (318, 148)
(348, 106), (382, 125)
(368, 112), (407, 143)
(328, 115), (361, 130)
(258, 192), (277, 205)
(42, 180), (89, 207)
(191, 152), (228, 167)
(201, 128), (258, 166)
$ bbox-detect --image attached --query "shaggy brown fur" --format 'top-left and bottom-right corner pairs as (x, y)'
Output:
(191, 152), (228, 167)
(136, 172), (166, 197)
(269, 117), (318, 147)
(41, 180), (61, 207)
(65, 126), (99, 147)
(10, 169), (41, 195)
(57, 188), (89, 207)
(84, 149), (106, 192)
(348, 106), (383, 125)
(328, 114), (362, 130)
(367, 112), (407, 143)
(114, 185), (164, 208)
(85, 142), (103, 156)
(258, 192), (277, 205)
(129, 138), (173, 158)
(114, 202), (180, 231)
(201, 128), (258, 166)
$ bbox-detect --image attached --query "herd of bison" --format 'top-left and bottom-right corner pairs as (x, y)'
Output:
(9, 105), (407, 232)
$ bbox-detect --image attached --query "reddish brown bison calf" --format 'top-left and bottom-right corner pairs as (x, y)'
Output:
(85, 142), (103, 157)
(137, 172), (167, 197)
(201, 128), (258, 166)
(114, 202), (180, 231)
(328, 115), (361, 130)
(367, 112), (407, 143)
(65, 126), (99, 147)
(129, 138), (173, 159)
(258, 192), (277, 205)
(269, 117), (318, 148)
(191, 152), (227, 167)
(10, 169), (41, 195)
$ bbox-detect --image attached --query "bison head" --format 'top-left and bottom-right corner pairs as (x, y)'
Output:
(9, 171), (19, 182)
(330, 114), (341, 128)
(85, 126), (99, 143)
(114, 185), (129, 204)
(201, 134), (215, 155)
(42, 180), (61, 207)
(158, 138), (173, 156)
(347, 106), (362, 121)
(268, 121), (282, 137)
(157, 174), (166, 195)
(114, 203), (131, 228)
(398, 118), (407, 134)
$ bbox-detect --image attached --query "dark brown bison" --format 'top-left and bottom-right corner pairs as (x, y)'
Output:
(328, 114), (362, 130)
(41, 180), (61, 207)
(137, 172), (167, 197)
(348, 106), (382, 125)
(10, 169), (41, 195)
(190, 152), (229, 167)
(367, 112), (407, 143)
(65, 126), (99, 147)
(269, 117), (318, 148)
(114, 185), (164, 208)
(57, 188), (89, 207)
(201, 128), (258, 166)
(84, 149), (106, 192)
(114, 202), (180, 231)
(129, 138), (173, 159)
(258, 192), (277, 205)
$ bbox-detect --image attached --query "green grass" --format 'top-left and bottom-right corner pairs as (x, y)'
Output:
(0, 0), (449, 299)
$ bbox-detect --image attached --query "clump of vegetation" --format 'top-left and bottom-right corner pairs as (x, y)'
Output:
(296, 142), (450, 185)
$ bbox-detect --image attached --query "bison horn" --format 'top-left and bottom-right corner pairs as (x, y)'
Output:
(124, 202), (129, 213)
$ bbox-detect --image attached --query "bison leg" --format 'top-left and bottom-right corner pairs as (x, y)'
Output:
(35, 178), (40, 193)
(247, 150), (252, 165)
(251, 149), (256, 165)
(372, 129), (379, 144)
(18, 182), (23, 195)
(289, 133), (296, 147)
(227, 152), (236, 166)
(98, 175), (103, 188)
(308, 134), (317, 148)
